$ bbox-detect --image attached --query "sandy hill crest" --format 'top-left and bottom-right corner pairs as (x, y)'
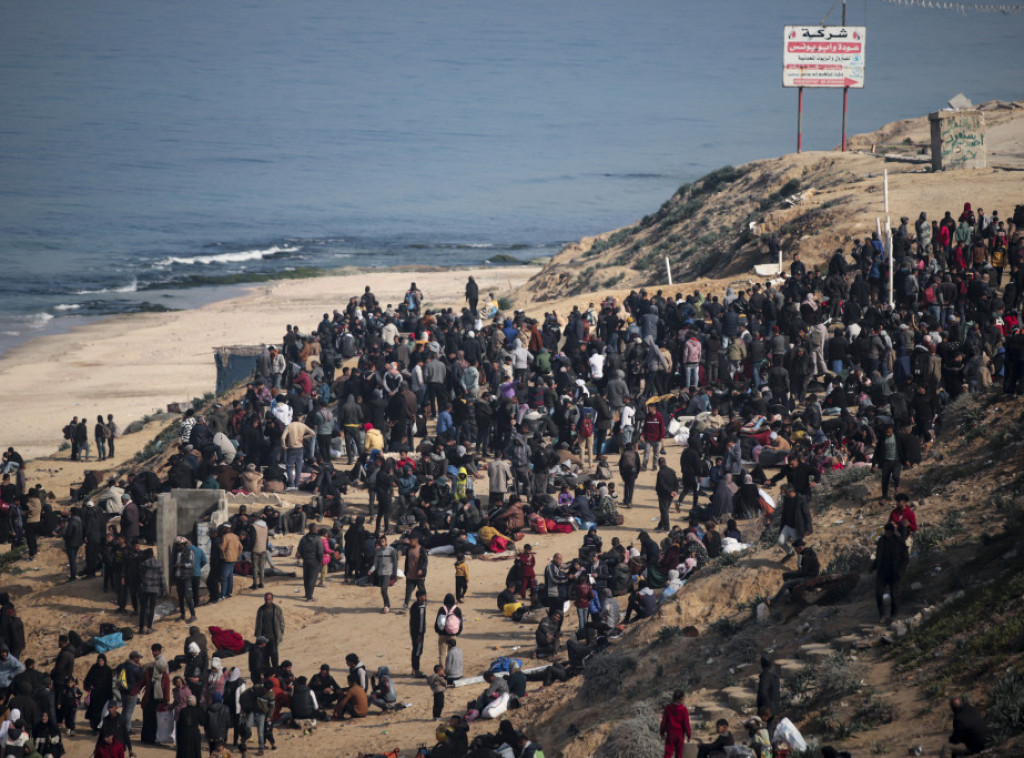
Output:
(522, 99), (1024, 305)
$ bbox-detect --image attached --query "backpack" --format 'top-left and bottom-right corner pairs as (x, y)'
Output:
(239, 688), (258, 713)
(436, 605), (462, 635)
(579, 417), (594, 439)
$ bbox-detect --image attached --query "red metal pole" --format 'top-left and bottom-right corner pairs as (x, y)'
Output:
(842, 86), (849, 152)
(797, 87), (803, 153)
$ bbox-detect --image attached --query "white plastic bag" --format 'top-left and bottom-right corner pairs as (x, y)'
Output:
(773, 716), (807, 752)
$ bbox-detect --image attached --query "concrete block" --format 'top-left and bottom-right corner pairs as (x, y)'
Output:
(797, 643), (833, 661)
(155, 489), (228, 591)
(929, 110), (986, 171)
(721, 686), (755, 711)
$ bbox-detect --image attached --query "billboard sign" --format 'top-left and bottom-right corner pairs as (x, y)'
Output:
(783, 26), (866, 88)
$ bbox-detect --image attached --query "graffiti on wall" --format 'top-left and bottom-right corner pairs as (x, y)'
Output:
(940, 112), (985, 169)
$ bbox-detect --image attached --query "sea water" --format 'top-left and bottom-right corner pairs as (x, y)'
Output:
(0, 0), (1020, 354)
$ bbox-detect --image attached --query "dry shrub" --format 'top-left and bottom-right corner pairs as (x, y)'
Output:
(597, 701), (662, 757)
(579, 653), (636, 704)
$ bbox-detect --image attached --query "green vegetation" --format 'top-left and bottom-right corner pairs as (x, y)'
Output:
(914, 508), (965, 554)
(708, 617), (742, 638)
(894, 554), (1024, 667)
(496, 296), (514, 311)
(989, 668), (1024, 744)
(0, 546), (27, 576)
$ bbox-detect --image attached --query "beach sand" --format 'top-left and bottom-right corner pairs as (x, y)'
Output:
(1, 262), (687, 758)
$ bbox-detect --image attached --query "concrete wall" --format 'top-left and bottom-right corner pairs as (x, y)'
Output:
(929, 110), (986, 171)
(155, 489), (229, 591)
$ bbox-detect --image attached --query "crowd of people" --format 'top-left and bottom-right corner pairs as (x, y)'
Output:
(2, 202), (1019, 757)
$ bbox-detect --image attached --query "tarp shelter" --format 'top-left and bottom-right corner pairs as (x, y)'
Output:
(214, 345), (264, 394)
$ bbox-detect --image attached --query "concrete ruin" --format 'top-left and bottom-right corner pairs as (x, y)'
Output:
(155, 489), (229, 592)
(929, 109), (986, 171)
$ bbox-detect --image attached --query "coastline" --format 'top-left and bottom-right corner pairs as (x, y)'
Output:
(1, 264), (539, 461)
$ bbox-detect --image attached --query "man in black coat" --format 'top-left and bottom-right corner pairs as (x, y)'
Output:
(873, 522), (909, 622)
(943, 697), (989, 757)
(770, 539), (820, 604)
(298, 523), (325, 602)
(409, 590), (428, 677)
(654, 457), (679, 532)
(776, 485), (812, 559)
(756, 655), (781, 732)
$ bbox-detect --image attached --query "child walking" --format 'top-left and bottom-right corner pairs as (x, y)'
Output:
(425, 665), (449, 719)
(58, 676), (83, 736)
(454, 554), (469, 604)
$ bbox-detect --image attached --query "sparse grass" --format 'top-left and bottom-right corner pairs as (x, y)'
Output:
(989, 667), (1024, 744)
(655, 626), (690, 644)
(852, 694), (896, 731)
(894, 556), (1024, 666)
(709, 617), (742, 638)
(914, 508), (965, 554)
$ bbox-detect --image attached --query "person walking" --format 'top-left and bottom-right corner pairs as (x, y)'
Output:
(660, 689), (692, 758)
(297, 524), (324, 601)
(254, 593), (284, 669)
(873, 522), (909, 623)
(434, 594), (463, 669)
(409, 590), (428, 677)
(281, 416), (315, 491)
(618, 442), (640, 508)
(654, 457), (679, 532)
(172, 537), (197, 622)
(250, 514), (269, 590)
(63, 507), (84, 582)
(137, 548), (165, 635)
(368, 536), (398, 612)
(641, 403), (667, 471)
(217, 526), (242, 600)
(402, 536), (428, 608)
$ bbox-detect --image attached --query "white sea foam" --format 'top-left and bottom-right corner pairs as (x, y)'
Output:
(53, 303), (82, 311)
(154, 245), (301, 267)
(75, 278), (139, 295)
(18, 312), (55, 328)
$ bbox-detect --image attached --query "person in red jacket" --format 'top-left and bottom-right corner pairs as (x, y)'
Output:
(660, 688), (692, 758)
(641, 404), (667, 471)
(889, 494), (917, 541)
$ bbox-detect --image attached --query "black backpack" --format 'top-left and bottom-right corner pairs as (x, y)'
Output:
(239, 687), (258, 713)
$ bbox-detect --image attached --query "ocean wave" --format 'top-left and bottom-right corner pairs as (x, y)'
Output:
(13, 312), (55, 329)
(154, 245), (301, 267)
(75, 278), (139, 295)
(53, 303), (82, 311)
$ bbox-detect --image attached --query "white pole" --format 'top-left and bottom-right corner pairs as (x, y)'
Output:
(883, 169), (889, 214)
(886, 215), (894, 309)
(665, 256), (672, 286)
(778, 238), (783, 275)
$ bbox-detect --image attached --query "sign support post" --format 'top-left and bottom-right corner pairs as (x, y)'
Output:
(797, 87), (804, 153)
(842, 86), (848, 151)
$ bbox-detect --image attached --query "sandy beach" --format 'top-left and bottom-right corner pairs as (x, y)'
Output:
(0, 266), (539, 463)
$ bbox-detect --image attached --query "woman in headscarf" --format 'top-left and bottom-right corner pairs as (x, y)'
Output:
(141, 655), (171, 744)
(344, 515), (367, 581)
(0, 709), (21, 744)
(83, 653), (114, 731)
(683, 531), (710, 570)
(175, 695), (204, 758)
(33, 709), (64, 757)
(706, 472), (734, 522)
(733, 473), (761, 521)
(203, 656), (227, 706)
